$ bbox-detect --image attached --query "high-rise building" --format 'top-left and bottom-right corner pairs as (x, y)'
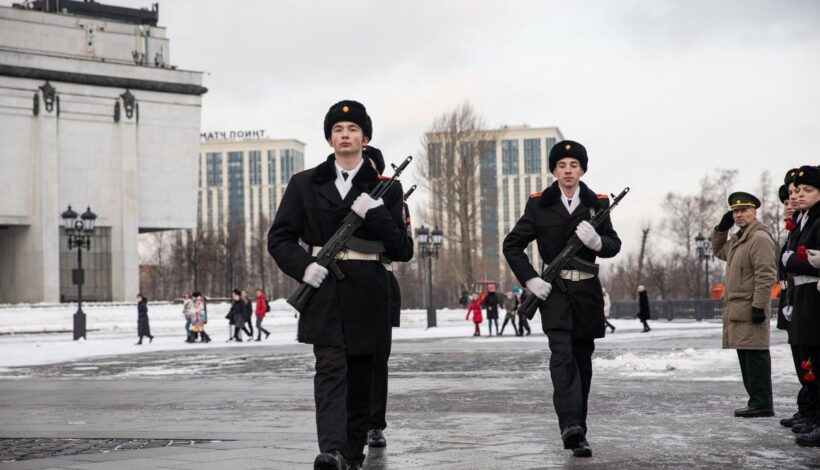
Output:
(198, 133), (305, 247)
(426, 125), (564, 288)
(0, 2), (206, 303)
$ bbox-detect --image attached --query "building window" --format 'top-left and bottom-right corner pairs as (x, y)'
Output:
(267, 150), (277, 185)
(479, 140), (498, 267)
(502, 140), (519, 175)
(280, 149), (300, 183)
(206, 152), (222, 186)
(269, 186), (277, 216)
(249, 150), (262, 185)
(545, 137), (557, 168)
(502, 178), (509, 228)
(525, 177), (531, 197)
(513, 177), (520, 216)
(197, 191), (202, 229)
(217, 189), (224, 228)
(228, 151), (244, 223)
(536, 176), (542, 192)
(524, 138), (541, 174)
(428, 143), (442, 178)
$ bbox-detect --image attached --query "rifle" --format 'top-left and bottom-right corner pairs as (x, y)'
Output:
(403, 184), (417, 201)
(287, 156), (413, 313)
(518, 187), (631, 320)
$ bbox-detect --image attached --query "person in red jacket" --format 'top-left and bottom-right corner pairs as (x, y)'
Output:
(254, 289), (271, 341)
(465, 294), (483, 336)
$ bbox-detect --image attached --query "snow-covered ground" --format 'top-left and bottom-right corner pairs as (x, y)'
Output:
(0, 300), (793, 383)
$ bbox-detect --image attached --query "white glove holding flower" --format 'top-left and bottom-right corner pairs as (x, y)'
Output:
(351, 193), (384, 219)
(526, 277), (552, 300)
(782, 306), (793, 321)
(302, 262), (328, 288)
(576, 221), (603, 252)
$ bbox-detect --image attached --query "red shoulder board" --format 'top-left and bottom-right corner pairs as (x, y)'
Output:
(378, 175), (390, 181)
(529, 192), (542, 198)
(597, 194), (609, 199)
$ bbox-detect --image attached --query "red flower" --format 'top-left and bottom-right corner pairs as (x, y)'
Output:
(803, 360), (812, 371)
(785, 218), (796, 231)
(805, 371), (817, 383)
(797, 245), (808, 261)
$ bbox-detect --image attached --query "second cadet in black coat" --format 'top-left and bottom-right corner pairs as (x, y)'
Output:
(503, 140), (621, 458)
(268, 101), (412, 470)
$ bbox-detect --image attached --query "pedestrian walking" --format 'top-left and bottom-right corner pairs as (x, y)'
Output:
(637, 286), (651, 332)
(500, 291), (519, 336)
(183, 292), (194, 342)
(135, 293), (153, 345)
(267, 100), (412, 470)
(241, 290), (254, 340)
(226, 289), (249, 342)
(482, 285), (500, 336)
(517, 290), (531, 336)
(781, 165), (820, 446)
(712, 191), (778, 418)
(254, 289), (271, 341)
(602, 287), (615, 333)
(503, 140), (622, 457)
(190, 291), (211, 343)
(465, 294), (484, 336)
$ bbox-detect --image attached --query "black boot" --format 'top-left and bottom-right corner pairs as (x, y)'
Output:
(313, 450), (346, 469)
(781, 412), (804, 428)
(796, 424), (820, 447)
(367, 429), (387, 448)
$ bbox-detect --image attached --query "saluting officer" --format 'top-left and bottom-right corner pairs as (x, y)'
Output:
(503, 140), (621, 458)
(782, 165), (820, 446)
(268, 100), (413, 470)
(360, 146), (411, 450)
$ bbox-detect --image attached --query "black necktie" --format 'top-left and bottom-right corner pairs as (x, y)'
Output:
(342, 171), (349, 181)
(568, 198), (572, 207)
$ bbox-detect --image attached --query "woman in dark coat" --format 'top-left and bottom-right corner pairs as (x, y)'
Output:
(482, 286), (501, 336)
(241, 290), (254, 340)
(637, 285), (651, 332)
(136, 293), (153, 345)
(226, 289), (248, 342)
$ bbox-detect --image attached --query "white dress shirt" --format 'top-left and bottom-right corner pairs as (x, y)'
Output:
(560, 187), (580, 215)
(334, 159), (363, 200)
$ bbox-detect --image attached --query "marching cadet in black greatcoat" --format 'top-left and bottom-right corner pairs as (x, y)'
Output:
(268, 101), (413, 469)
(782, 165), (820, 446)
(503, 140), (621, 458)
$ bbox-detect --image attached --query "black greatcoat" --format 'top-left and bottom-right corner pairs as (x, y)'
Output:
(482, 292), (500, 319)
(503, 181), (621, 339)
(268, 155), (413, 355)
(137, 299), (151, 336)
(637, 291), (651, 320)
(776, 216), (800, 336)
(785, 204), (820, 346)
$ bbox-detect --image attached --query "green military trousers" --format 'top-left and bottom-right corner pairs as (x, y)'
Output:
(737, 349), (773, 410)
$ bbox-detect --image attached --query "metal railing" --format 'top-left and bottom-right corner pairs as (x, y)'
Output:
(610, 299), (779, 322)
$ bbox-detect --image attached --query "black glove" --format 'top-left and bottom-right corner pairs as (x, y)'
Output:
(751, 307), (766, 324)
(716, 210), (734, 232)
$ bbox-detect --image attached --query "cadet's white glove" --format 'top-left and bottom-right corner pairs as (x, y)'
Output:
(782, 306), (793, 321)
(302, 262), (328, 288)
(807, 249), (820, 269)
(351, 193), (384, 219)
(526, 277), (552, 300)
(781, 250), (794, 268)
(576, 221), (603, 252)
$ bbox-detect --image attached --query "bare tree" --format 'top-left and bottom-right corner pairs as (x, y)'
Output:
(756, 170), (783, 245)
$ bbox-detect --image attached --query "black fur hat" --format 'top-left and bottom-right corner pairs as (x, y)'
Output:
(548, 140), (588, 172)
(784, 167), (799, 185)
(363, 146), (385, 174)
(778, 185), (788, 203)
(323, 100), (372, 140)
(793, 165), (820, 190)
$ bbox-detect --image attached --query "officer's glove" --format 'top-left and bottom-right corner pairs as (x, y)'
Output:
(781, 250), (794, 268)
(807, 249), (820, 269)
(575, 221), (603, 252)
(302, 262), (329, 288)
(751, 307), (766, 324)
(525, 277), (552, 300)
(782, 306), (793, 321)
(351, 193), (384, 219)
(716, 210), (734, 232)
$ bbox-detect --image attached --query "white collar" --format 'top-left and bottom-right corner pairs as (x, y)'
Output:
(560, 186), (580, 214)
(335, 158), (363, 182)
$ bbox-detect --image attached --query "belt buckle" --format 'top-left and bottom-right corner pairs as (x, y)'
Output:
(573, 271), (581, 281)
(338, 249), (348, 261)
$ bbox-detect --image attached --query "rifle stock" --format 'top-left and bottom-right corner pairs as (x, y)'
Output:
(518, 187), (630, 320)
(286, 156), (414, 313)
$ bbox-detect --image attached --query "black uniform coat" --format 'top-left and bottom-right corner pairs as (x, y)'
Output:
(137, 299), (151, 336)
(776, 217), (800, 336)
(503, 181), (621, 339)
(268, 155), (413, 354)
(785, 204), (820, 346)
(637, 291), (651, 320)
(482, 292), (500, 319)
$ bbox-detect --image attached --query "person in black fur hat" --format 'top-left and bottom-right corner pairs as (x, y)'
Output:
(503, 139), (621, 458)
(269, 100), (412, 470)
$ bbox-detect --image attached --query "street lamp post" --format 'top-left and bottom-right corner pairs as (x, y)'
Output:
(694, 232), (713, 321)
(416, 225), (443, 329)
(61, 205), (97, 340)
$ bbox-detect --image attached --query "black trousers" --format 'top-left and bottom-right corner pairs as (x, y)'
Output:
(736, 349), (773, 409)
(518, 314), (531, 335)
(546, 330), (595, 433)
(370, 345), (391, 430)
(313, 345), (374, 465)
(795, 345), (820, 418)
(255, 316), (270, 338)
(791, 344), (813, 415)
(500, 315), (518, 335)
(487, 317), (499, 335)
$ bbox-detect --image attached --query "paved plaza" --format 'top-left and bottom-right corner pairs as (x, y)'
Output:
(0, 320), (817, 469)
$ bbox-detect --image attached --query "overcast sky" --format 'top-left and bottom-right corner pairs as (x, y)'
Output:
(16, 0), (819, 256)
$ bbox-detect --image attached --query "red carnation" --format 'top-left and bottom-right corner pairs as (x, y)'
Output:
(803, 360), (812, 371)
(797, 245), (808, 261)
(805, 371), (817, 382)
(785, 218), (796, 231)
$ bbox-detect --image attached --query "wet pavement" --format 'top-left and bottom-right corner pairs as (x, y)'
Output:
(0, 322), (817, 469)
